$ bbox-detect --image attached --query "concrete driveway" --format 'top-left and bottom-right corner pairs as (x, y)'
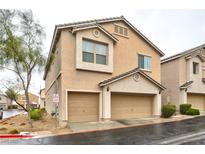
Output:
(1, 116), (205, 145)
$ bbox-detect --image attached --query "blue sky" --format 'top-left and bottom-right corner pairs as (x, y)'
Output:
(0, 9), (205, 95)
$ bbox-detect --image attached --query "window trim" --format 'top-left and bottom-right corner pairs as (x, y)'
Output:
(138, 54), (152, 71)
(82, 38), (108, 65)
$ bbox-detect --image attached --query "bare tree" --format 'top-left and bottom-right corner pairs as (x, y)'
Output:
(0, 10), (46, 127)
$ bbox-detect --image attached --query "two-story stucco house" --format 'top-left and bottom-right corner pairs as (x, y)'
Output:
(44, 16), (165, 127)
(17, 92), (39, 109)
(161, 44), (205, 111)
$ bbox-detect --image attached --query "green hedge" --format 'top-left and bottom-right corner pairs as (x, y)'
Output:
(161, 104), (176, 118)
(7, 105), (18, 109)
(180, 104), (192, 114)
(186, 108), (200, 115)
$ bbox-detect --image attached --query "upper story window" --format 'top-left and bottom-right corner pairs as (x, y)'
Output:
(82, 39), (108, 65)
(114, 24), (128, 37)
(138, 54), (151, 70)
(193, 62), (199, 74)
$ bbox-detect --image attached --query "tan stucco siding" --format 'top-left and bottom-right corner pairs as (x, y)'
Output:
(203, 62), (205, 78)
(161, 59), (180, 106)
(101, 21), (161, 82)
(46, 20), (162, 123)
(45, 37), (62, 94)
(179, 57), (188, 85)
(187, 56), (205, 94)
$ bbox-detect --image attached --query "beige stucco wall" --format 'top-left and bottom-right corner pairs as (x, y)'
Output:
(187, 56), (205, 94)
(102, 73), (161, 119)
(161, 54), (205, 109)
(101, 21), (161, 82)
(161, 59), (180, 106)
(45, 20), (162, 123)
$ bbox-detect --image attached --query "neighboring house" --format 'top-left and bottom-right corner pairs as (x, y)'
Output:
(0, 94), (12, 110)
(39, 88), (46, 108)
(161, 44), (205, 111)
(17, 92), (39, 109)
(44, 16), (165, 126)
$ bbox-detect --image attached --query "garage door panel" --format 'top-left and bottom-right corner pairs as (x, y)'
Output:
(187, 94), (205, 111)
(68, 92), (99, 122)
(111, 93), (153, 120)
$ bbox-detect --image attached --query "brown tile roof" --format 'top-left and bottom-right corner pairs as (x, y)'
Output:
(99, 68), (166, 90)
(161, 44), (205, 64)
(180, 81), (194, 89)
(72, 23), (119, 42)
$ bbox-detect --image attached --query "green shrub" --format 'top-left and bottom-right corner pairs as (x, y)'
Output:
(12, 105), (18, 109)
(29, 109), (41, 120)
(8, 105), (12, 109)
(180, 104), (192, 114)
(161, 104), (176, 118)
(8, 129), (20, 134)
(186, 108), (200, 115)
(7, 105), (18, 109)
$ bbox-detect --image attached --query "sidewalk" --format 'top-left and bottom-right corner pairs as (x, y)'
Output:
(68, 114), (205, 133)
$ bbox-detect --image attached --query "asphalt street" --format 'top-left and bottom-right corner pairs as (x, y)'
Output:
(1, 116), (205, 145)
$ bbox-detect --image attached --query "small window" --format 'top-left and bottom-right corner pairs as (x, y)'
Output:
(138, 54), (151, 70)
(0, 97), (1, 101)
(193, 62), (199, 74)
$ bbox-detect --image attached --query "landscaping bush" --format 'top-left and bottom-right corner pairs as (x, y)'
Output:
(161, 104), (176, 118)
(12, 105), (18, 109)
(8, 105), (12, 109)
(185, 108), (200, 116)
(8, 105), (18, 109)
(29, 109), (41, 120)
(180, 104), (192, 114)
(8, 129), (20, 134)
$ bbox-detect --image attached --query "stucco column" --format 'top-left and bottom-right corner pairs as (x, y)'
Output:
(102, 86), (111, 120)
(153, 93), (161, 116)
(180, 89), (187, 104)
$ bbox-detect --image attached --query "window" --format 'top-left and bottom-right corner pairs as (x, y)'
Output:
(0, 97), (1, 101)
(82, 39), (108, 65)
(114, 25), (128, 37)
(82, 40), (94, 63)
(138, 55), (151, 70)
(193, 62), (199, 74)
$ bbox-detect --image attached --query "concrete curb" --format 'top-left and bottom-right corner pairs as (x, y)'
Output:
(31, 115), (205, 139)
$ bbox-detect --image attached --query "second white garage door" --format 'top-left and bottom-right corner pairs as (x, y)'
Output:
(111, 93), (154, 120)
(68, 92), (99, 122)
